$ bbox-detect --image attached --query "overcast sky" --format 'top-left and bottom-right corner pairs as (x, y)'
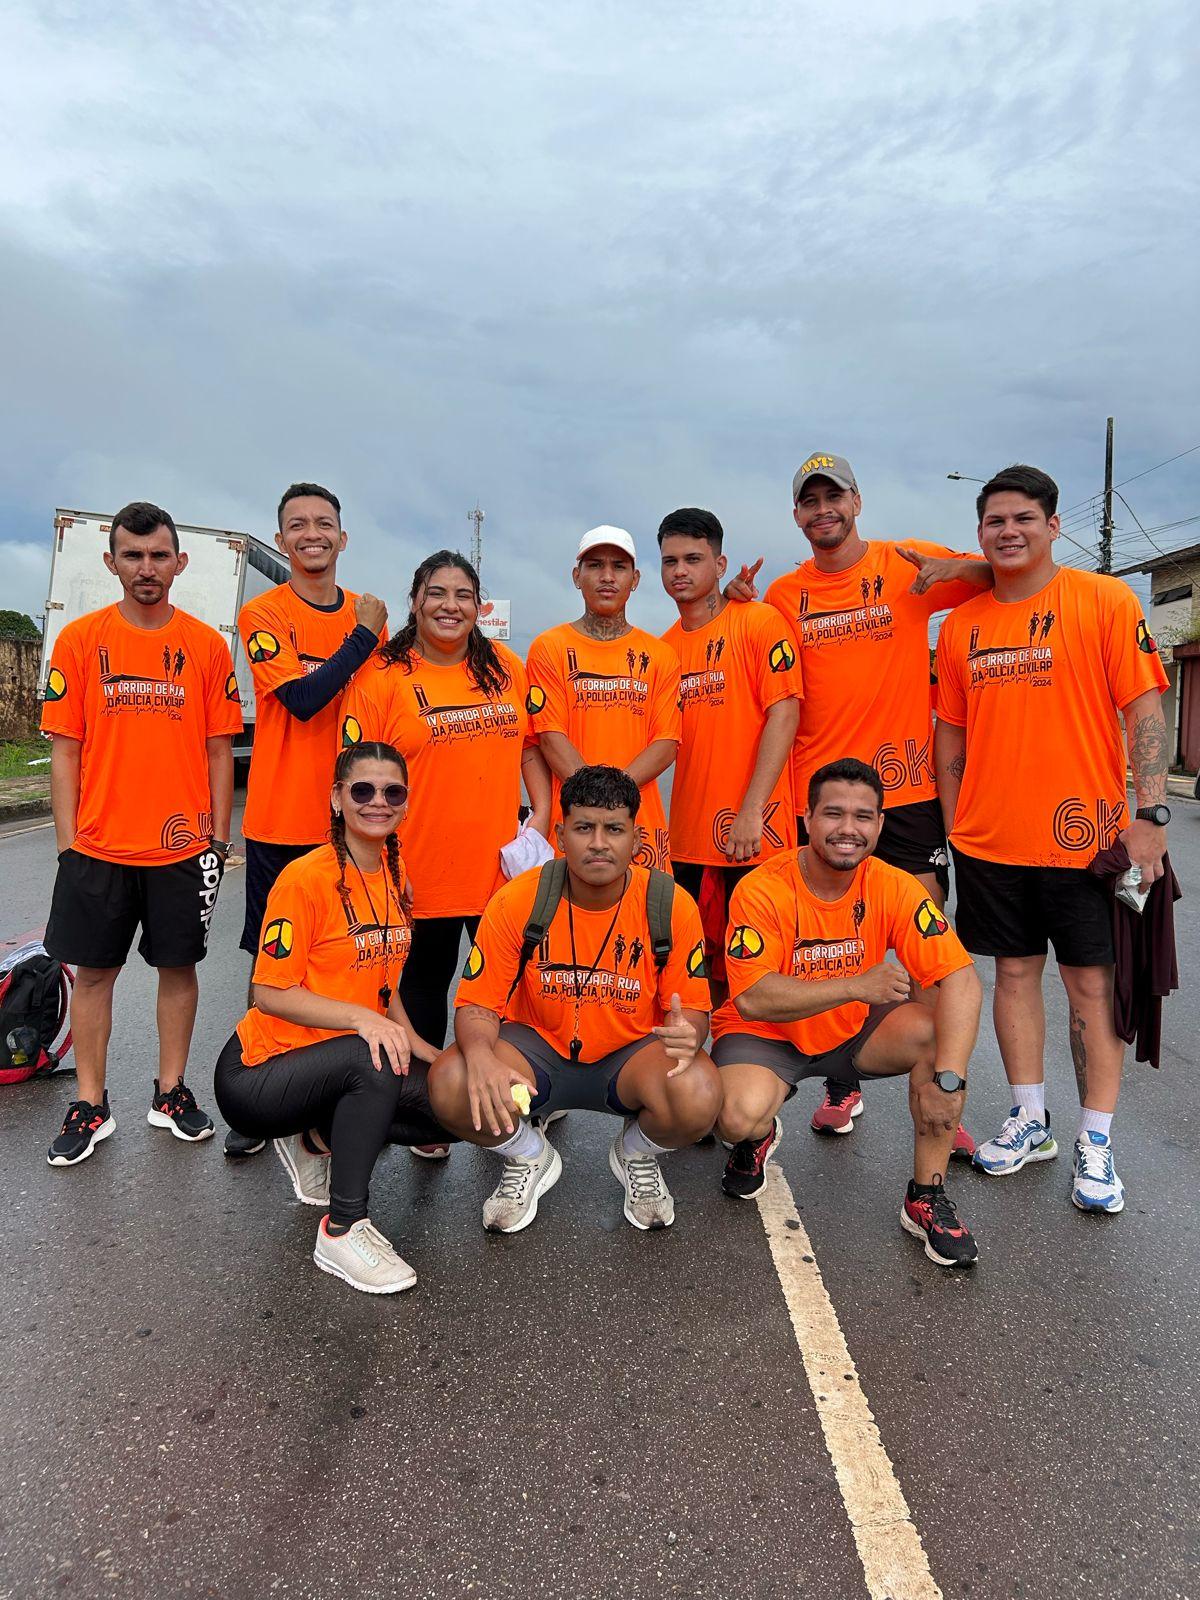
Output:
(3, 0), (1197, 646)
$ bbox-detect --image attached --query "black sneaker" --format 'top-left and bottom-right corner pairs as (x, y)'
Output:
(224, 1128), (266, 1158)
(48, 1095), (116, 1166)
(147, 1080), (214, 1143)
(900, 1182), (978, 1268)
(721, 1117), (782, 1200)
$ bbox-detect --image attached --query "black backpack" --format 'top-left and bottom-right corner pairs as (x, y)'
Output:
(506, 859), (675, 1001)
(0, 950), (74, 1084)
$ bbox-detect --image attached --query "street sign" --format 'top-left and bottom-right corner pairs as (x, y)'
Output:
(478, 599), (510, 640)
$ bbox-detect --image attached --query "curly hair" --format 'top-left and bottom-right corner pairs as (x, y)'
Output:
(328, 742), (411, 925)
(378, 550), (511, 699)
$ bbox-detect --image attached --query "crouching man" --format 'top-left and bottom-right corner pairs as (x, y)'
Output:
(714, 758), (983, 1267)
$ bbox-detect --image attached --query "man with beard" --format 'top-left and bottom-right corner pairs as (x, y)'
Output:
(42, 502), (242, 1165)
(227, 483), (387, 1157)
(525, 527), (681, 871)
(712, 759), (983, 1268)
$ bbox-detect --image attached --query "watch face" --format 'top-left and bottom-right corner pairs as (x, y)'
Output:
(934, 1071), (965, 1093)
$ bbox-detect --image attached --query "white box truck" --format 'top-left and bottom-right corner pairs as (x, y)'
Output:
(39, 508), (289, 757)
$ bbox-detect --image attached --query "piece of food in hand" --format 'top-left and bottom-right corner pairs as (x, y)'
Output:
(511, 1083), (532, 1116)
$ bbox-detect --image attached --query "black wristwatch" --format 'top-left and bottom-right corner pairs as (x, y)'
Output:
(932, 1070), (967, 1094)
(1135, 805), (1171, 827)
(211, 838), (231, 858)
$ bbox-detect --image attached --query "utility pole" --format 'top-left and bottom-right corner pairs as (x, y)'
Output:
(468, 502), (484, 577)
(1099, 417), (1114, 573)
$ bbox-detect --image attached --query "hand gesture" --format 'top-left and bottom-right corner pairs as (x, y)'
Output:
(725, 803), (764, 863)
(466, 1049), (533, 1137)
(1119, 818), (1168, 885)
(355, 592), (388, 637)
(652, 993), (700, 1078)
(356, 1013), (411, 1075)
(854, 960), (912, 1005)
(896, 546), (961, 596)
(724, 557), (763, 603)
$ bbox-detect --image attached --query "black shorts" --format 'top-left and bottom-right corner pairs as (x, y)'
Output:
(797, 799), (948, 893)
(951, 847), (1115, 965)
(710, 1002), (904, 1097)
(497, 1022), (647, 1117)
(240, 839), (318, 954)
(46, 846), (225, 969)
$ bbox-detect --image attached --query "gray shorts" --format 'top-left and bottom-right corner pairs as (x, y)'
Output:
(498, 1022), (654, 1117)
(710, 1003), (903, 1096)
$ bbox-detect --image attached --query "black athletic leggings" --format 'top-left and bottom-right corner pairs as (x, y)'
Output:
(215, 1032), (446, 1227)
(399, 915), (480, 1050)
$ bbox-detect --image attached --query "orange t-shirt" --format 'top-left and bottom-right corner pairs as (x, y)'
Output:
(239, 584), (384, 846)
(662, 601), (803, 864)
(236, 843), (412, 1065)
(935, 568), (1169, 868)
(764, 540), (981, 810)
(340, 644), (530, 918)
(455, 866), (710, 1064)
(41, 604), (242, 865)
(714, 852), (972, 1055)
(525, 624), (682, 870)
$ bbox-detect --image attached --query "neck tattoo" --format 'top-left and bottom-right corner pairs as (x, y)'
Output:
(579, 611), (631, 641)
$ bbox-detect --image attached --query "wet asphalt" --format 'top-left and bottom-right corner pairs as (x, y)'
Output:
(1, 804), (1197, 1600)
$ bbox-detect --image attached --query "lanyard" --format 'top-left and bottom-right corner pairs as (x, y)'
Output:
(565, 872), (629, 1063)
(348, 855), (400, 1009)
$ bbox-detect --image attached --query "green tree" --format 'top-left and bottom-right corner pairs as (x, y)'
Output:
(0, 610), (39, 640)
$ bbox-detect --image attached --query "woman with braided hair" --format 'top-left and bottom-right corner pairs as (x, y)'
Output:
(341, 553), (552, 1159)
(214, 742), (447, 1293)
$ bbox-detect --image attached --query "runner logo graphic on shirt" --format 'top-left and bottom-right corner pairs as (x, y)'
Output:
(686, 940), (710, 979)
(913, 899), (949, 939)
(462, 943), (485, 980)
(410, 682), (520, 744)
(790, 935), (867, 977)
(224, 672), (240, 702)
(966, 614), (1055, 689)
(45, 667), (67, 701)
(262, 917), (294, 959)
(768, 638), (796, 672)
(526, 685), (547, 715)
(96, 649), (189, 719)
(247, 630), (281, 663)
(342, 715), (363, 746)
(727, 925), (765, 960)
(1136, 620), (1159, 654)
(563, 646), (650, 712)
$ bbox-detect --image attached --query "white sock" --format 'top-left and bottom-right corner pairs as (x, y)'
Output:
(1078, 1108), (1113, 1142)
(1013, 1083), (1045, 1123)
(620, 1118), (670, 1159)
(492, 1121), (544, 1162)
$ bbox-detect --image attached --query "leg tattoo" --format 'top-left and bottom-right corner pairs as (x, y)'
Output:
(1069, 1008), (1088, 1104)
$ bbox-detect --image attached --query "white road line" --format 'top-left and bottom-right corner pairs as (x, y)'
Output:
(757, 1164), (942, 1600)
(0, 820), (54, 840)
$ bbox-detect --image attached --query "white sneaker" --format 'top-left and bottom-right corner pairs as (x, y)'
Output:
(482, 1136), (561, 1233)
(608, 1122), (675, 1230)
(1071, 1132), (1125, 1214)
(972, 1107), (1058, 1176)
(273, 1134), (331, 1206)
(408, 1143), (452, 1160)
(313, 1218), (417, 1294)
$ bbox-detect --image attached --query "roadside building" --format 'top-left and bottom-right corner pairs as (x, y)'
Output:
(1116, 543), (1200, 772)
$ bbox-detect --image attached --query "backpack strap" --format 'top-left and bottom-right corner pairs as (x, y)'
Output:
(644, 867), (675, 971)
(506, 858), (569, 1003)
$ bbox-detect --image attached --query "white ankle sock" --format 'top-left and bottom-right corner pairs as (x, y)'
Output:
(493, 1121), (543, 1162)
(1078, 1108), (1113, 1142)
(1013, 1083), (1045, 1123)
(620, 1119), (670, 1159)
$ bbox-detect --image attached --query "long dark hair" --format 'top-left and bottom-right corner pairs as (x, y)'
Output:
(379, 549), (511, 699)
(328, 742), (410, 926)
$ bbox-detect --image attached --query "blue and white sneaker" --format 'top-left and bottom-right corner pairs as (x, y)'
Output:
(973, 1107), (1058, 1175)
(1071, 1131), (1125, 1214)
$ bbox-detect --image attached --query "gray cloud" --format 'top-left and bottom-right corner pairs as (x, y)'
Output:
(2, 0), (1196, 640)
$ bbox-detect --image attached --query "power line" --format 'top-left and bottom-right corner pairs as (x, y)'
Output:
(1056, 440), (1200, 522)
(1111, 490), (1198, 586)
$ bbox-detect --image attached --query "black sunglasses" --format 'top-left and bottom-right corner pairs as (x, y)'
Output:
(347, 781), (408, 807)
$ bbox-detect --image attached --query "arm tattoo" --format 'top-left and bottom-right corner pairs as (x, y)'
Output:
(1069, 1008), (1088, 1103)
(948, 752), (966, 782)
(1128, 711), (1169, 805)
(458, 1004), (499, 1027)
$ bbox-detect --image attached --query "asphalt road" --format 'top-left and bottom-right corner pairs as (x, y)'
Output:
(1, 803), (1197, 1600)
